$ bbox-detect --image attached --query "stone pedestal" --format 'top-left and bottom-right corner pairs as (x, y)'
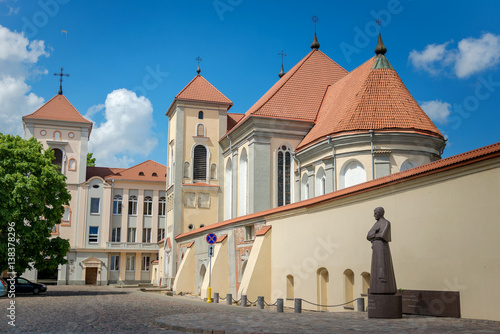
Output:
(368, 294), (402, 318)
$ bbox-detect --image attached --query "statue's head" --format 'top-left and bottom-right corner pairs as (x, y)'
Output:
(374, 207), (385, 220)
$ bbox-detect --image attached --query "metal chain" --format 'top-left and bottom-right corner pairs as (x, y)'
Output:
(301, 298), (359, 308)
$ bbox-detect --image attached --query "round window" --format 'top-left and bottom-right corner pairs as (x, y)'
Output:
(188, 224), (194, 230)
(68, 132), (75, 138)
(40, 130), (47, 136)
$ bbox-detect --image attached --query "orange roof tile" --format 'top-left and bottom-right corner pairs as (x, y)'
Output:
(176, 75), (232, 106)
(176, 141), (500, 240)
(105, 160), (166, 182)
(86, 166), (125, 181)
(297, 56), (444, 150)
(23, 94), (92, 126)
(225, 49), (347, 136)
(255, 225), (271, 236)
(227, 113), (244, 131)
(216, 234), (228, 243)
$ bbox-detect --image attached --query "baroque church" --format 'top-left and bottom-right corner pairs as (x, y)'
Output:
(21, 32), (500, 322)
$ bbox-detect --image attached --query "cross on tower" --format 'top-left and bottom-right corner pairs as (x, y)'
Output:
(195, 56), (202, 74)
(376, 19), (382, 31)
(277, 50), (287, 65)
(54, 67), (69, 95)
(312, 16), (319, 32)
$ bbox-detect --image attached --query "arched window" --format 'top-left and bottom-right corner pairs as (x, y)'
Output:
(224, 158), (232, 220)
(183, 162), (190, 178)
(113, 195), (122, 215)
(301, 174), (309, 200)
(159, 196), (166, 216)
(316, 167), (326, 196)
(193, 145), (207, 181)
(286, 275), (294, 299)
(144, 196), (153, 216)
(344, 269), (355, 308)
(210, 163), (217, 180)
(53, 131), (61, 141)
(52, 148), (63, 171)
(128, 195), (137, 215)
(340, 160), (366, 189)
(277, 145), (292, 207)
(317, 268), (329, 311)
(68, 158), (76, 171)
(196, 124), (205, 137)
(198, 111), (204, 119)
(400, 159), (417, 172)
(238, 149), (248, 216)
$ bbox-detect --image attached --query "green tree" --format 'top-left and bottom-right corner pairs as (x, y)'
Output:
(0, 134), (71, 275)
(87, 152), (96, 167)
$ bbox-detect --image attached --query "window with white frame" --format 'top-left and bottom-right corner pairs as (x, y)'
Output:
(142, 228), (152, 243)
(110, 255), (120, 271)
(126, 255), (135, 271)
(90, 198), (100, 214)
(113, 195), (122, 215)
(245, 225), (255, 241)
(111, 227), (121, 242)
(127, 227), (136, 242)
(88, 226), (99, 243)
(128, 195), (137, 215)
(142, 256), (151, 271)
(143, 196), (153, 216)
(157, 228), (165, 242)
(62, 206), (71, 225)
(277, 145), (292, 206)
(159, 197), (166, 216)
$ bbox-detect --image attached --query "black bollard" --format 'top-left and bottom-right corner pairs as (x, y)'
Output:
(357, 297), (365, 312)
(277, 298), (284, 313)
(257, 296), (264, 310)
(214, 292), (219, 304)
(226, 293), (232, 305)
(294, 298), (302, 313)
(241, 294), (247, 307)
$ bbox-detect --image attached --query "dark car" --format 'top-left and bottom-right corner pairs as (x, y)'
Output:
(3, 277), (47, 295)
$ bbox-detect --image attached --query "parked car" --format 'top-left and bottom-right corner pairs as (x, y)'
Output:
(3, 277), (47, 295)
(0, 278), (7, 297)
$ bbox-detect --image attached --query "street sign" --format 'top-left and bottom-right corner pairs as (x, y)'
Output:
(208, 244), (215, 257)
(206, 233), (217, 244)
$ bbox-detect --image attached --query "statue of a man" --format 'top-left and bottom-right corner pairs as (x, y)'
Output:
(367, 207), (397, 294)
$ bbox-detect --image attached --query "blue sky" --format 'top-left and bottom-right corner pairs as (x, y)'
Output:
(1, 0), (499, 167)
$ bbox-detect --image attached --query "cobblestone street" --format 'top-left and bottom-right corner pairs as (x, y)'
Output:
(1, 285), (500, 333)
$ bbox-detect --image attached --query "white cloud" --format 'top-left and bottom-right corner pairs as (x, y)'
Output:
(409, 33), (500, 78)
(87, 89), (158, 167)
(454, 33), (500, 78)
(420, 100), (451, 125)
(0, 25), (48, 136)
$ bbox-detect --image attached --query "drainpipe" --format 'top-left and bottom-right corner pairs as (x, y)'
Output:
(292, 153), (301, 201)
(369, 130), (374, 180)
(326, 136), (336, 192)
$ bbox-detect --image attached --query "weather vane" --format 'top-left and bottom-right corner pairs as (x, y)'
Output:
(196, 56), (202, 74)
(312, 16), (319, 32)
(54, 67), (69, 95)
(278, 50), (287, 64)
(376, 19), (382, 31)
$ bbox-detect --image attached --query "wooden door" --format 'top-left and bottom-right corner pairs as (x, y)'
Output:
(85, 268), (98, 285)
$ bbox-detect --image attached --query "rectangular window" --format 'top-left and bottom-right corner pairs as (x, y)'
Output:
(127, 228), (136, 243)
(157, 228), (165, 242)
(142, 228), (152, 243)
(89, 226), (99, 243)
(111, 227), (121, 242)
(113, 195), (122, 215)
(126, 255), (135, 271)
(61, 206), (70, 225)
(142, 256), (151, 271)
(110, 255), (120, 271)
(90, 198), (100, 214)
(159, 197), (166, 216)
(128, 196), (137, 215)
(245, 225), (254, 241)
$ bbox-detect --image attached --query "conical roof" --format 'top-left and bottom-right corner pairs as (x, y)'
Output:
(175, 74), (232, 105)
(297, 56), (444, 150)
(23, 94), (92, 125)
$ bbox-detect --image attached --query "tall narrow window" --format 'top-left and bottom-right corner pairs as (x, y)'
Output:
(144, 196), (153, 216)
(126, 255), (135, 271)
(238, 149), (248, 216)
(68, 158), (76, 171)
(316, 167), (326, 196)
(128, 195), (137, 215)
(158, 197), (166, 216)
(277, 146), (292, 206)
(88, 226), (99, 243)
(210, 163), (217, 180)
(113, 195), (122, 215)
(127, 227), (136, 242)
(110, 255), (120, 271)
(142, 256), (151, 271)
(52, 148), (63, 171)
(142, 228), (152, 243)
(344, 269), (355, 309)
(196, 124), (205, 136)
(90, 198), (100, 214)
(198, 111), (204, 119)
(183, 162), (190, 178)
(157, 228), (165, 242)
(193, 145), (207, 181)
(111, 227), (121, 242)
(286, 275), (295, 299)
(224, 158), (232, 220)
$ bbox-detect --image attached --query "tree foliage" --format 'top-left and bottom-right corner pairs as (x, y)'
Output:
(0, 134), (71, 275)
(87, 152), (96, 167)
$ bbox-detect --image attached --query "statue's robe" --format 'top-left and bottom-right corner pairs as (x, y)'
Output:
(367, 218), (397, 294)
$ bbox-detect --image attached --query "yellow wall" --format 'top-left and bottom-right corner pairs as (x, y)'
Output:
(173, 245), (195, 294)
(200, 237), (229, 299)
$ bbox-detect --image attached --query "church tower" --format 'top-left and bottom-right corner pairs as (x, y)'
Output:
(164, 68), (232, 287)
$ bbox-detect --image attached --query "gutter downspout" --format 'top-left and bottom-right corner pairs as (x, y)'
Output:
(369, 130), (374, 180)
(327, 136), (336, 192)
(292, 152), (301, 202)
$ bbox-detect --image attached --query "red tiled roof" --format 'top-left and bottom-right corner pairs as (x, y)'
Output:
(297, 56), (444, 150)
(255, 225), (271, 236)
(176, 75), (233, 106)
(216, 234), (228, 243)
(225, 49), (347, 136)
(176, 141), (500, 240)
(105, 160), (167, 182)
(86, 166), (125, 181)
(23, 94), (92, 126)
(227, 113), (244, 131)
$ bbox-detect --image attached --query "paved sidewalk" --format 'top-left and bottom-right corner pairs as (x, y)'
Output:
(156, 295), (500, 334)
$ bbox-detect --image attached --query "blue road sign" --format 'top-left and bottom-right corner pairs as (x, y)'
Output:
(206, 233), (217, 244)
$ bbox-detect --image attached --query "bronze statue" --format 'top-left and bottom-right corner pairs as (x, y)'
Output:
(367, 207), (397, 294)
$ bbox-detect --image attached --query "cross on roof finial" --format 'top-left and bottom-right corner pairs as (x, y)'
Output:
(277, 50), (287, 78)
(54, 67), (69, 95)
(376, 19), (382, 31)
(310, 16), (320, 49)
(278, 50), (287, 64)
(195, 56), (202, 74)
